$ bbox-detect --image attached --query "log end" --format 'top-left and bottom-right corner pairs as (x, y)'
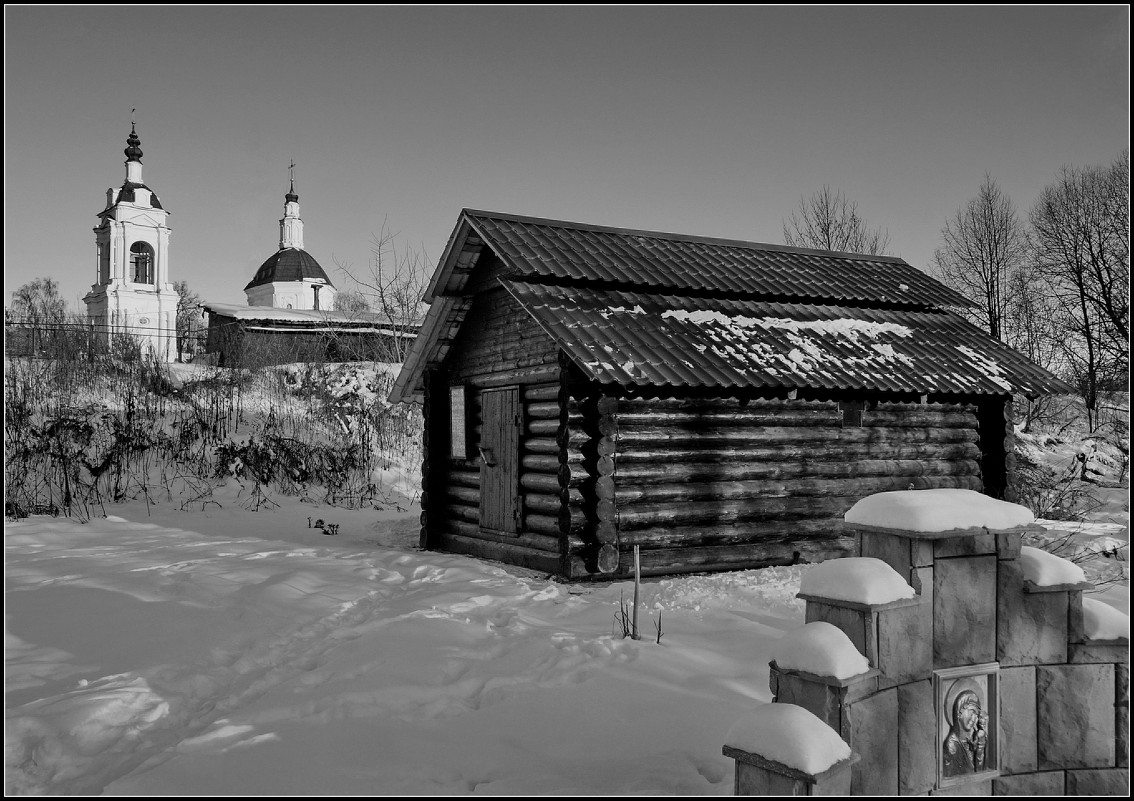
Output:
(597, 543), (619, 574)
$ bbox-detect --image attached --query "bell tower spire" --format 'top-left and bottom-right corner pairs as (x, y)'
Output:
(125, 108), (143, 184)
(280, 160), (304, 250)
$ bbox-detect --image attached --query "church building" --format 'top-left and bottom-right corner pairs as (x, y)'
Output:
(84, 123), (178, 361)
(78, 121), (415, 368)
(201, 174), (414, 368)
(242, 174), (337, 310)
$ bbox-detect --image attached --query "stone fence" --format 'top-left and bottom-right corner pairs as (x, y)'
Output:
(723, 492), (1129, 796)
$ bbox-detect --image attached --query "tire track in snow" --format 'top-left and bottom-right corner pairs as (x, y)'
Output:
(7, 545), (425, 794)
(8, 536), (634, 795)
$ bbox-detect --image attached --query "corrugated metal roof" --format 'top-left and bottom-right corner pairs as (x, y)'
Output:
(391, 209), (1071, 404)
(465, 210), (974, 309)
(389, 295), (473, 403)
(500, 280), (1074, 397)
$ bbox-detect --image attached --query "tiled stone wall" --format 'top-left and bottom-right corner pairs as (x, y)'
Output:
(763, 526), (1129, 796)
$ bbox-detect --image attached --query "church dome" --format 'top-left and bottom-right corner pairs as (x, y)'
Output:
(115, 181), (164, 209)
(243, 247), (334, 291)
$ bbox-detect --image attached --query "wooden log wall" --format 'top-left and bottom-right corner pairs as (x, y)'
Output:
(426, 376), (595, 577)
(601, 396), (983, 578)
(444, 288), (559, 386)
(416, 275), (576, 573)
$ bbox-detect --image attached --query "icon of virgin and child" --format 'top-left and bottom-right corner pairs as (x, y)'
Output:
(942, 679), (989, 777)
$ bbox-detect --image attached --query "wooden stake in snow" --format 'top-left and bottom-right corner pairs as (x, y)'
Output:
(632, 545), (642, 640)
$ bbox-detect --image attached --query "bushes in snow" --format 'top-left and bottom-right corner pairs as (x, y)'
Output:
(3, 355), (421, 521)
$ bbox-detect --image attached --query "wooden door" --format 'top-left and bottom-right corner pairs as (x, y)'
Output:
(479, 388), (520, 533)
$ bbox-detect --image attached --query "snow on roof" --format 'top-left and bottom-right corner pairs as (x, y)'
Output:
(772, 622), (871, 680)
(955, 344), (1014, 392)
(844, 489), (1035, 532)
(724, 703), (852, 775)
(242, 326), (412, 337)
(798, 557), (915, 605)
(201, 301), (398, 326)
(495, 282), (1075, 397)
(1018, 545), (1088, 588)
(1082, 597), (1130, 640)
(660, 310), (914, 343)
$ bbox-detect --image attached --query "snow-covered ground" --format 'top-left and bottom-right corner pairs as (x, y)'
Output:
(5, 485), (801, 795)
(5, 367), (1128, 795)
(5, 481), (1127, 796)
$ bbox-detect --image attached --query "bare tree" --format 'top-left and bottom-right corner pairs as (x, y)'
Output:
(1030, 151), (1130, 431)
(333, 288), (371, 315)
(10, 277), (68, 356)
(931, 175), (1030, 341)
(172, 280), (205, 362)
(335, 219), (429, 362)
(10, 276), (67, 326)
(1003, 264), (1067, 431)
(783, 186), (891, 255)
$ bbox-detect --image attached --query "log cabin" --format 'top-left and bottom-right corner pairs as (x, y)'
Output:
(389, 210), (1073, 580)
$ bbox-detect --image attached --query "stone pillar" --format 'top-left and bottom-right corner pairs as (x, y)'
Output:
(723, 746), (858, 796)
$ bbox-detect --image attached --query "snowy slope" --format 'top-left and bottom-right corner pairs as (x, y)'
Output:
(6, 360), (1128, 795)
(5, 489), (808, 795)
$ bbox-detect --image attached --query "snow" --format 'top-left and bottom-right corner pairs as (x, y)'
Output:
(723, 703), (851, 775)
(1081, 597), (1130, 641)
(844, 488), (1035, 532)
(4, 408), (1126, 795)
(602, 305), (646, 317)
(771, 622), (871, 680)
(659, 309), (912, 343)
(201, 301), (396, 326)
(955, 345), (1013, 392)
(5, 501), (1126, 795)
(753, 317), (912, 342)
(4, 493), (811, 796)
(798, 557), (915, 605)
(1018, 545), (1088, 587)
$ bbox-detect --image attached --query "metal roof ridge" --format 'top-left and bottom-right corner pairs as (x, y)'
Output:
(461, 208), (911, 265)
(497, 274), (949, 312)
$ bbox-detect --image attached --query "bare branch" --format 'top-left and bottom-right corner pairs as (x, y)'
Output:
(782, 186), (891, 255)
(333, 218), (430, 362)
(931, 174), (1031, 342)
(1029, 151), (1130, 430)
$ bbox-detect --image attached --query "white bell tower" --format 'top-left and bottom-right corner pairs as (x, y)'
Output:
(83, 119), (178, 361)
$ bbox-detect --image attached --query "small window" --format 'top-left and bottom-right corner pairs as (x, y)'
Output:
(98, 243), (110, 283)
(450, 385), (467, 459)
(313, 285), (321, 310)
(130, 242), (154, 284)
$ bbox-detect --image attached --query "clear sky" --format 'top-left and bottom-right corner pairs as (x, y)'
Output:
(4, 5), (1129, 308)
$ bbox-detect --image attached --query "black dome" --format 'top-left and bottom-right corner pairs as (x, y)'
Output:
(244, 247), (333, 291)
(115, 181), (164, 210)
